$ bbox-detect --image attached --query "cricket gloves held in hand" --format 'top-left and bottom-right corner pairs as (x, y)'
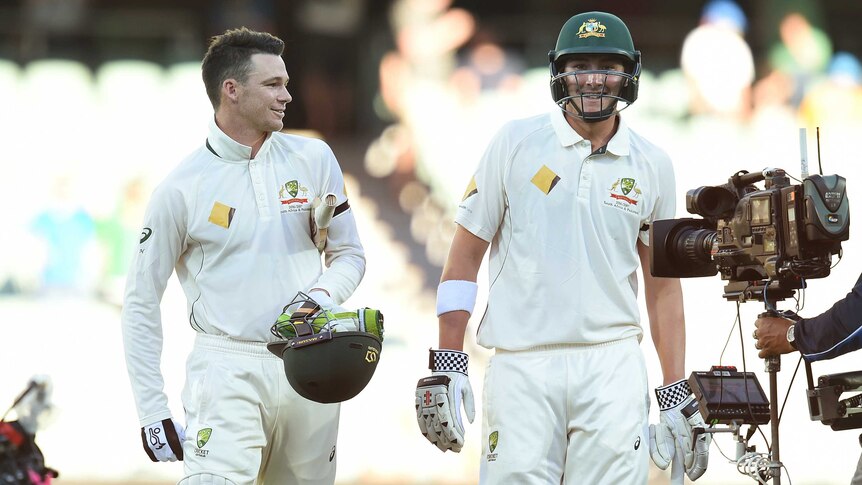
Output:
(415, 349), (475, 453)
(650, 379), (711, 481)
(142, 418), (185, 462)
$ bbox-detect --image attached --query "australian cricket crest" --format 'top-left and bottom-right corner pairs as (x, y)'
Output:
(577, 18), (607, 38)
(486, 430), (498, 461)
(604, 177), (642, 215)
(194, 427), (212, 457)
(279, 179), (310, 213)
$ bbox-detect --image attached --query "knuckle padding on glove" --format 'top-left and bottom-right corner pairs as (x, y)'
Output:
(415, 349), (472, 453)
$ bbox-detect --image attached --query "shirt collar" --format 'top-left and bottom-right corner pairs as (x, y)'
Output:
(550, 107), (631, 157)
(206, 116), (274, 162)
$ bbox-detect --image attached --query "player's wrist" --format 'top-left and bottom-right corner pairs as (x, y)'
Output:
(655, 378), (692, 411)
(429, 349), (469, 375)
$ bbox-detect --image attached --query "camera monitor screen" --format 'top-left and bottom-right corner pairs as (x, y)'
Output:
(750, 196), (771, 225)
(690, 370), (771, 424)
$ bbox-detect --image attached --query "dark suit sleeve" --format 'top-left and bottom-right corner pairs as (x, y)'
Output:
(796, 272), (862, 362)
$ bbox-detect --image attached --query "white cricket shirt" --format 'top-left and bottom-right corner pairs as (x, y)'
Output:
(121, 117), (365, 425)
(456, 109), (676, 351)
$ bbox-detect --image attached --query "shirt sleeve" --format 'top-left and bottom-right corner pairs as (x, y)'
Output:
(454, 124), (510, 242)
(797, 272), (862, 362)
(120, 181), (187, 426)
(308, 140), (366, 305)
(639, 150), (677, 246)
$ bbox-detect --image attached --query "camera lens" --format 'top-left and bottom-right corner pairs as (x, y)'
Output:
(675, 228), (717, 265)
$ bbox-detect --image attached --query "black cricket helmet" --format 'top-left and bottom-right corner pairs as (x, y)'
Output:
(267, 292), (382, 404)
(548, 11), (641, 121)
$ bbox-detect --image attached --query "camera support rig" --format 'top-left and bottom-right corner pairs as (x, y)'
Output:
(650, 163), (850, 484)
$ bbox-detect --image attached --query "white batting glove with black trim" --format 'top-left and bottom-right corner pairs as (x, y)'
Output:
(649, 379), (711, 480)
(415, 349), (475, 453)
(141, 418), (185, 462)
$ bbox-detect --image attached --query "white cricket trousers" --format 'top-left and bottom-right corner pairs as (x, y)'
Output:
(179, 333), (340, 485)
(479, 337), (649, 485)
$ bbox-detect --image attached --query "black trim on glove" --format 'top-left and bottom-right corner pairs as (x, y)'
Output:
(141, 418), (184, 462)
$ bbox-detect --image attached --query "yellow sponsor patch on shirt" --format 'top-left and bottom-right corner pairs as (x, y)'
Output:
(208, 201), (236, 228)
(462, 176), (478, 201)
(531, 165), (561, 194)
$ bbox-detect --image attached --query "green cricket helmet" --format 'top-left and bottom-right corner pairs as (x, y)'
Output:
(267, 292), (383, 404)
(548, 11), (641, 122)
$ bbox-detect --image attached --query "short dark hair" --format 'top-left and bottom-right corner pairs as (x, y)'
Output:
(201, 27), (285, 109)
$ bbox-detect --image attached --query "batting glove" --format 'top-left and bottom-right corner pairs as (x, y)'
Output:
(415, 349), (475, 453)
(141, 418), (185, 462)
(649, 379), (711, 481)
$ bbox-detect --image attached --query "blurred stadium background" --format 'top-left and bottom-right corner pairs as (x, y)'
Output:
(2, 0), (862, 484)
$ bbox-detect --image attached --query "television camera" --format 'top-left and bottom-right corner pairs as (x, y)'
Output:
(650, 167), (849, 302)
(649, 167), (851, 484)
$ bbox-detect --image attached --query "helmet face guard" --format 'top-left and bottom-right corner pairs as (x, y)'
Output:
(549, 67), (639, 122)
(548, 11), (641, 122)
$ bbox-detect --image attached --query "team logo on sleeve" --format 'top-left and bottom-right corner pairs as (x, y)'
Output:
(531, 165), (561, 195)
(140, 227), (153, 243)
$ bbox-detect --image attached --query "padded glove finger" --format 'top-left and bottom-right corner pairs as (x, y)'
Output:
(649, 422), (675, 470)
(655, 379), (712, 481)
(684, 412), (710, 480)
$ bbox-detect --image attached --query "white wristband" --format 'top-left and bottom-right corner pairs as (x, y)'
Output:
(436, 280), (478, 317)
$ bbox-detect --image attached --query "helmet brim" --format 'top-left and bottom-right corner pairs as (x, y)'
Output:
(269, 332), (382, 403)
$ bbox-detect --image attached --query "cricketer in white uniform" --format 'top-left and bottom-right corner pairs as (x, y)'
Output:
(121, 28), (365, 485)
(415, 11), (710, 485)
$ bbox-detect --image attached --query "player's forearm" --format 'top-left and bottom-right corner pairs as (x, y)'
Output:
(439, 312), (470, 351)
(316, 211), (366, 304)
(647, 278), (686, 384)
(436, 225), (489, 351)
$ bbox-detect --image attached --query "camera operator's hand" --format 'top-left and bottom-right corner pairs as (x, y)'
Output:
(754, 312), (799, 358)
(650, 379), (711, 481)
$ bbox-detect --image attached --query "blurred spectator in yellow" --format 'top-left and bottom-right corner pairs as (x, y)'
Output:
(680, 0), (754, 120)
(799, 52), (862, 129)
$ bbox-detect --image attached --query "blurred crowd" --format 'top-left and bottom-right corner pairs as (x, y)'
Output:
(2, 1), (862, 483)
(2, 0), (860, 301)
(365, 0), (862, 270)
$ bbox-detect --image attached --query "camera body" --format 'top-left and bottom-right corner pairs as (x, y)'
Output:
(650, 168), (849, 301)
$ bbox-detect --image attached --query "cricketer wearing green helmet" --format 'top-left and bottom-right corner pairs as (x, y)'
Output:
(548, 11), (642, 122)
